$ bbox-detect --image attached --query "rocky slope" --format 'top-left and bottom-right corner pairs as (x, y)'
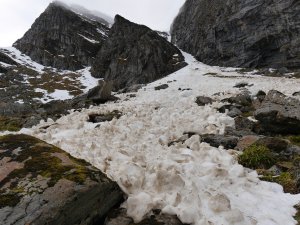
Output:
(171, 0), (300, 69)
(0, 134), (123, 225)
(13, 1), (110, 70)
(91, 15), (187, 90)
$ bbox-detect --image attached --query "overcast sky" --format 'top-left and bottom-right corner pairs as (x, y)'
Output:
(0, 0), (185, 47)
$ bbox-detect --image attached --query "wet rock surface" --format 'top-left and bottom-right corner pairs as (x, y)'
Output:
(91, 15), (187, 90)
(14, 2), (110, 70)
(0, 134), (123, 225)
(171, 0), (300, 69)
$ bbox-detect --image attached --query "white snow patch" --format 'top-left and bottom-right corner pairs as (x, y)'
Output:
(96, 28), (108, 37)
(0, 61), (12, 68)
(3, 47), (45, 72)
(77, 67), (99, 92)
(18, 51), (300, 225)
(15, 99), (24, 104)
(78, 33), (100, 44)
(48, 89), (72, 100)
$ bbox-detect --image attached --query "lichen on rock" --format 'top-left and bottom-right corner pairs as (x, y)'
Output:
(0, 134), (123, 225)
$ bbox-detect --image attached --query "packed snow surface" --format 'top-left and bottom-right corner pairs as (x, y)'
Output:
(21, 52), (300, 225)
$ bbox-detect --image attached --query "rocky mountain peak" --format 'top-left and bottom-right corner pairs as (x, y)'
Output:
(13, 2), (110, 71)
(91, 14), (187, 90)
(171, 0), (300, 69)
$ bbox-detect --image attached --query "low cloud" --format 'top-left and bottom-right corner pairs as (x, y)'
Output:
(0, 0), (185, 46)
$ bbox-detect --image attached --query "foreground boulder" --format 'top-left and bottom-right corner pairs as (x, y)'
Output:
(0, 134), (123, 225)
(104, 208), (184, 225)
(87, 80), (117, 103)
(13, 1), (110, 70)
(171, 0), (300, 69)
(254, 90), (300, 134)
(91, 15), (187, 90)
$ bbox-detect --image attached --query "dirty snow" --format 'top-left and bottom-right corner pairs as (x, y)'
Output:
(19, 52), (300, 225)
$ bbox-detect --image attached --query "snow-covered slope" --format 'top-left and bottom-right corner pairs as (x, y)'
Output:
(0, 47), (98, 103)
(19, 52), (300, 225)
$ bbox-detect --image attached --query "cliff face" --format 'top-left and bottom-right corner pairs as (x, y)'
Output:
(171, 0), (300, 69)
(13, 2), (110, 70)
(91, 15), (187, 90)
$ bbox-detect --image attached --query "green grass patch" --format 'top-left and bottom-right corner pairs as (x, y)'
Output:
(0, 116), (23, 132)
(238, 144), (277, 169)
(288, 136), (300, 147)
(262, 172), (298, 194)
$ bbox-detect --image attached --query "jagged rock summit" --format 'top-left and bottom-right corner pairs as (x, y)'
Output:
(91, 15), (187, 90)
(13, 1), (110, 70)
(171, 0), (300, 69)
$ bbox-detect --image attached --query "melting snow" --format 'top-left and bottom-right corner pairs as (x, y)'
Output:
(19, 52), (300, 225)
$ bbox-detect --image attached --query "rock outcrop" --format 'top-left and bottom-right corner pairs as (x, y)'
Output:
(171, 0), (300, 69)
(254, 90), (300, 134)
(91, 15), (187, 90)
(104, 208), (184, 225)
(0, 134), (123, 225)
(0, 51), (18, 67)
(13, 1), (110, 70)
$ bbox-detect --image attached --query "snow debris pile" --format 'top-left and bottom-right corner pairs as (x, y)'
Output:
(21, 52), (300, 225)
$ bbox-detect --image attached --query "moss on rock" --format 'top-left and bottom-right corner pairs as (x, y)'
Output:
(0, 134), (100, 208)
(238, 144), (277, 169)
(0, 116), (23, 132)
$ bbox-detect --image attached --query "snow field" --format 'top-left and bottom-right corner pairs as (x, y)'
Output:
(20, 52), (300, 225)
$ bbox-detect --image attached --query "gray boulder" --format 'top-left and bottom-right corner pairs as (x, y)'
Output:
(104, 208), (184, 225)
(13, 2), (110, 70)
(254, 90), (300, 134)
(171, 0), (300, 69)
(0, 134), (123, 225)
(0, 51), (18, 66)
(195, 96), (213, 106)
(87, 80), (117, 103)
(91, 15), (187, 90)
(201, 134), (239, 149)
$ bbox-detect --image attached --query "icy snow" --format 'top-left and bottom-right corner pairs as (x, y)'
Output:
(19, 52), (300, 225)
